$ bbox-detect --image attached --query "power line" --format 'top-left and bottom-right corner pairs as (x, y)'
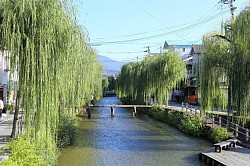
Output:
(173, 2), (222, 45)
(177, 9), (229, 37)
(130, 0), (167, 27)
(90, 8), (229, 46)
(93, 2), (221, 41)
(94, 22), (194, 40)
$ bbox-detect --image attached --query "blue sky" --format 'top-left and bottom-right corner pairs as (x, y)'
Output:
(76, 0), (249, 61)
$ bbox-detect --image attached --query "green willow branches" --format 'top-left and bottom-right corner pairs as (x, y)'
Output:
(0, 0), (102, 165)
(229, 8), (250, 124)
(200, 6), (250, 124)
(116, 51), (186, 105)
(200, 33), (229, 115)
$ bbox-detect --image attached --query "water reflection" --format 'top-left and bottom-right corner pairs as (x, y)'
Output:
(58, 97), (211, 166)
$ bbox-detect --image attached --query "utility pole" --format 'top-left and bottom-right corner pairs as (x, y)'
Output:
(222, 0), (236, 18)
(229, 0), (236, 18)
(222, 0), (236, 131)
(144, 46), (150, 56)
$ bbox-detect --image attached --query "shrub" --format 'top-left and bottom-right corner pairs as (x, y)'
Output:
(178, 116), (204, 136)
(57, 113), (78, 148)
(1, 135), (46, 166)
(153, 110), (166, 122)
(165, 110), (182, 126)
(150, 105), (166, 121)
(209, 127), (229, 143)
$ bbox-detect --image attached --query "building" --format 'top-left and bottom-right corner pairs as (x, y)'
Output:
(0, 48), (18, 106)
(163, 41), (192, 57)
(0, 49), (10, 104)
(190, 44), (203, 81)
(169, 43), (203, 104)
(184, 44), (203, 104)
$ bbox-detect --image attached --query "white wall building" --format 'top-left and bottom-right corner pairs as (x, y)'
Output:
(0, 49), (10, 104)
(190, 44), (203, 103)
(190, 44), (203, 79)
(163, 41), (192, 57)
(0, 49), (18, 105)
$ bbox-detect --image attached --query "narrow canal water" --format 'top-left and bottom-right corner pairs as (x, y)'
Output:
(58, 97), (211, 166)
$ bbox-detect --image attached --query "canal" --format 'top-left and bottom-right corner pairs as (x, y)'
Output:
(58, 97), (211, 166)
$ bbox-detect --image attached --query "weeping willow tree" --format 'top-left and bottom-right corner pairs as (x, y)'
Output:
(116, 51), (186, 105)
(200, 33), (229, 115)
(228, 7), (250, 124)
(200, 6), (250, 124)
(0, 0), (102, 165)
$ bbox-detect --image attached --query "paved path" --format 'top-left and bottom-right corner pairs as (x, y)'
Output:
(0, 113), (13, 163)
(167, 101), (201, 115)
(0, 113), (13, 149)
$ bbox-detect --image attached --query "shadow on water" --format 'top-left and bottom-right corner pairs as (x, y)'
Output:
(74, 128), (208, 152)
(58, 97), (211, 166)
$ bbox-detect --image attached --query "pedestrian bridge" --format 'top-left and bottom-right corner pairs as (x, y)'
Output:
(86, 105), (152, 117)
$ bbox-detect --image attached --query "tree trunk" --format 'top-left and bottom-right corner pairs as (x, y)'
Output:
(11, 90), (20, 138)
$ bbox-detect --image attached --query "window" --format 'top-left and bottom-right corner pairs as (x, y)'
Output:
(183, 48), (185, 52)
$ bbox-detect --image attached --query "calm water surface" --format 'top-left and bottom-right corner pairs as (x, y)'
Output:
(58, 97), (211, 166)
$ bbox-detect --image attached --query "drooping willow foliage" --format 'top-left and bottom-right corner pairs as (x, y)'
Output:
(0, 0), (102, 165)
(228, 7), (250, 124)
(116, 51), (187, 105)
(200, 6), (250, 124)
(200, 33), (229, 115)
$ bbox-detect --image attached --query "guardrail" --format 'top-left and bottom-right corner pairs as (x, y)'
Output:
(205, 114), (249, 143)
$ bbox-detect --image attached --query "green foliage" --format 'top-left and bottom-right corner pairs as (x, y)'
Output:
(178, 116), (204, 136)
(57, 113), (78, 148)
(102, 78), (109, 92)
(149, 105), (166, 122)
(0, 5), (3, 25)
(209, 127), (229, 143)
(144, 106), (206, 137)
(0, 0), (102, 164)
(165, 110), (182, 126)
(156, 112), (166, 122)
(145, 106), (182, 127)
(116, 51), (186, 105)
(141, 106), (207, 137)
(200, 33), (229, 115)
(152, 104), (165, 111)
(108, 76), (116, 91)
(1, 135), (47, 166)
(200, 6), (250, 124)
(228, 9), (250, 124)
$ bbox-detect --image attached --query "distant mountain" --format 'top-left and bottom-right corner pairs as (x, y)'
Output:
(98, 55), (127, 77)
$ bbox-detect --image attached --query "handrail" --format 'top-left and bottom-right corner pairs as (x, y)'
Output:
(204, 114), (249, 142)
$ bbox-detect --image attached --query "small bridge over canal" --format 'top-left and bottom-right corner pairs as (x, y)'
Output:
(86, 105), (152, 118)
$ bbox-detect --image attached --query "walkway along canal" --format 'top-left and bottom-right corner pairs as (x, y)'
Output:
(58, 97), (211, 166)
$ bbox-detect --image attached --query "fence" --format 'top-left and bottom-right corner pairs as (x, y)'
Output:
(181, 102), (200, 116)
(180, 103), (249, 143)
(205, 114), (249, 143)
